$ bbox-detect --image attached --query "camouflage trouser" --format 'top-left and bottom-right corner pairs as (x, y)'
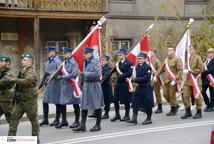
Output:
(163, 82), (177, 107)
(152, 81), (162, 105)
(8, 99), (39, 138)
(183, 85), (202, 109)
(0, 101), (13, 123)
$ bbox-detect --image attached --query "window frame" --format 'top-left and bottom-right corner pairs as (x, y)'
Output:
(46, 40), (68, 53)
(111, 38), (132, 55)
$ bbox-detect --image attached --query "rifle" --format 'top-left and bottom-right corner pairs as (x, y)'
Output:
(13, 71), (22, 105)
(100, 23), (155, 84)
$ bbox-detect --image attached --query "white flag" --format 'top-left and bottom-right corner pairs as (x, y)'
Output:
(175, 29), (191, 70)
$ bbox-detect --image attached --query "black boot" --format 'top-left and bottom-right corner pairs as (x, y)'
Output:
(166, 106), (176, 116)
(90, 109), (102, 132)
(127, 110), (138, 124)
(121, 104), (130, 121)
(40, 103), (49, 126)
(175, 104), (180, 113)
(72, 110), (87, 132)
(111, 106), (121, 122)
(88, 110), (97, 118)
(55, 105), (68, 129)
(181, 107), (192, 119)
(102, 111), (109, 119)
(193, 109), (202, 119)
(142, 111), (152, 125)
(154, 104), (163, 114)
(69, 104), (80, 128)
(102, 105), (110, 119)
(50, 104), (60, 126)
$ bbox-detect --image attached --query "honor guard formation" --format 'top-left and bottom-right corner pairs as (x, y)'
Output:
(1, 29), (214, 144)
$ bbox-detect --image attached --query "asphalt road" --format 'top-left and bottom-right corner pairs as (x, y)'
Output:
(0, 105), (213, 144)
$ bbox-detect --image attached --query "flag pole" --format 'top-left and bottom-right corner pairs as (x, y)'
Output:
(174, 18), (194, 48)
(158, 18), (195, 73)
(37, 17), (107, 95)
(101, 23), (154, 83)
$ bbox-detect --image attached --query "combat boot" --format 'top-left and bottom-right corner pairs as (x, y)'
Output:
(181, 107), (192, 119)
(166, 106), (176, 116)
(69, 107), (80, 128)
(120, 110), (130, 121)
(90, 109), (101, 132)
(155, 104), (163, 114)
(142, 113), (152, 125)
(39, 118), (49, 126)
(72, 110), (87, 132)
(193, 109), (202, 119)
(127, 111), (138, 124)
(111, 108), (121, 122)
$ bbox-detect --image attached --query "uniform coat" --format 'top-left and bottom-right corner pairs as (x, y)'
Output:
(114, 59), (133, 104)
(43, 56), (62, 104)
(101, 64), (113, 106)
(81, 57), (104, 110)
(59, 58), (80, 105)
(132, 62), (154, 110)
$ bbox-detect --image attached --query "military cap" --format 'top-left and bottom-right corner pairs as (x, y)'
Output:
(137, 52), (147, 59)
(46, 46), (56, 52)
(22, 53), (34, 61)
(0, 56), (11, 62)
(62, 47), (73, 53)
(102, 55), (110, 61)
(118, 48), (127, 55)
(84, 47), (94, 54)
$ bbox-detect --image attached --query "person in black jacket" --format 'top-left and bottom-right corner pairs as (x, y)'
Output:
(201, 48), (214, 112)
(101, 55), (113, 119)
(111, 48), (133, 122)
(127, 52), (154, 125)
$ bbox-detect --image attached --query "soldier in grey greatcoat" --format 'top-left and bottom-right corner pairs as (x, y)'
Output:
(55, 47), (80, 129)
(39, 46), (62, 127)
(72, 47), (104, 132)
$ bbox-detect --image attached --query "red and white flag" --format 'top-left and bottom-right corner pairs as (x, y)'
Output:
(127, 35), (150, 65)
(72, 26), (102, 72)
(175, 29), (201, 97)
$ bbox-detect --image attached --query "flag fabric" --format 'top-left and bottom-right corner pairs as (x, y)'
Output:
(175, 29), (191, 70)
(127, 35), (150, 65)
(175, 29), (201, 97)
(72, 26), (102, 72)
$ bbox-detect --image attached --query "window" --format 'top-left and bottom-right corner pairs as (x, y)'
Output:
(111, 39), (131, 55)
(185, 0), (208, 4)
(46, 41), (68, 53)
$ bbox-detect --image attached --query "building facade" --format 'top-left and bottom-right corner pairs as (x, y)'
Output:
(0, 0), (211, 76)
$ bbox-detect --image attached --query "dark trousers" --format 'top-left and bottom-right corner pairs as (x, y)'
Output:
(114, 100), (130, 115)
(202, 84), (214, 107)
(43, 103), (60, 120)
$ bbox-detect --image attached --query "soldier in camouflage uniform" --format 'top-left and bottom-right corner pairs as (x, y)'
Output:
(8, 54), (39, 142)
(0, 56), (14, 124)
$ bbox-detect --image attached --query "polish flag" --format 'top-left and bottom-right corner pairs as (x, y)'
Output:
(127, 35), (150, 65)
(72, 26), (102, 72)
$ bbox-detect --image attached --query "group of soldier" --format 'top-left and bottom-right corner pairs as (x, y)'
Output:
(0, 44), (214, 144)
